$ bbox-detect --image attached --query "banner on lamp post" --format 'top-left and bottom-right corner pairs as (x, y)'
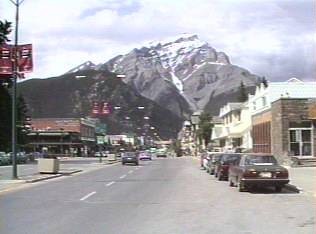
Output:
(0, 44), (33, 79)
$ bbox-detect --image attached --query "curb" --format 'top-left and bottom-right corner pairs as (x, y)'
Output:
(25, 174), (63, 183)
(25, 169), (83, 183)
(59, 169), (82, 176)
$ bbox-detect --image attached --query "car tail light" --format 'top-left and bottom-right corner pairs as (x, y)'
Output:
(243, 169), (258, 178)
(275, 170), (288, 178)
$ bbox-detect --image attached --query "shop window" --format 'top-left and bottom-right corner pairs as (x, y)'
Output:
(289, 128), (312, 157)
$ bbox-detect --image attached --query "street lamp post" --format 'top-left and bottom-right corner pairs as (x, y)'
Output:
(9, 0), (25, 179)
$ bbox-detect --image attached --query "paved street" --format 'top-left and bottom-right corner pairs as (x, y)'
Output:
(0, 157), (315, 234)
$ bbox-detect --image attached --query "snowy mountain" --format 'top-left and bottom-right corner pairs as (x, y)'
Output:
(99, 34), (259, 116)
(66, 34), (260, 117)
(66, 61), (97, 74)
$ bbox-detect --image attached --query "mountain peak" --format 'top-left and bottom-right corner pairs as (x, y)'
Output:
(66, 61), (96, 74)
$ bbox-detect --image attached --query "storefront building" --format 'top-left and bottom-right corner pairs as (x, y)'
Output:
(27, 118), (96, 156)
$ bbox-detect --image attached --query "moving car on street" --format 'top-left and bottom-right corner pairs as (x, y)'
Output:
(228, 154), (290, 192)
(139, 151), (152, 160)
(122, 151), (139, 165)
(214, 153), (241, 181)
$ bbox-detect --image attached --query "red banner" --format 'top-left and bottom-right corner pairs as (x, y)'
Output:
(91, 102), (111, 116)
(18, 44), (33, 73)
(0, 44), (33, 79)
(0, 44), (12, 75)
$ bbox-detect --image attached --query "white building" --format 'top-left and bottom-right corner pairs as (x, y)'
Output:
(211, 102), (252, 152)
(248, 78), (316, 115)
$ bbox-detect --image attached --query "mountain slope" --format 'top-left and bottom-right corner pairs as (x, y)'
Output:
(18, 70), (183, 138)
(97, 34), (259, 116)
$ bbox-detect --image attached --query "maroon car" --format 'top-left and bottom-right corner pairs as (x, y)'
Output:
(228, 154), (289, 192)
(214, 153), (241, 181)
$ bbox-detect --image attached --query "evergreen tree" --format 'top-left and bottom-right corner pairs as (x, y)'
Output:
(17, 95), (30, 150)
(262, 76), (268, 88)
(0, 85), (12, 151)
(197, 112), (214, 148)
(0, 20), (12, 151)
(0, 20), (11, 44)
(238, 81), (248, 102)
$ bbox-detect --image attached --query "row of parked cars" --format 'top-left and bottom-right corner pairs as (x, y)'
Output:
(201, 152), (290, 192)
(0, 151), (29, 166)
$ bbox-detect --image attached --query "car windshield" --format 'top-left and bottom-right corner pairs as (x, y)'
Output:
(123, 152), (136, 157)
(244, 155), (278, 166)
(222, 154), (240, 164)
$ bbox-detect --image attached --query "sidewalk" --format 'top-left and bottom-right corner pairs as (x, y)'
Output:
(287, 167), (316, 197)
(192, 156), (316, 196)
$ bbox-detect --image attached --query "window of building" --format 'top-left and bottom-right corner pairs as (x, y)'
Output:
(236, 111), (241, 121)
(289, 124), (313, 157)
(262, 96), (267, 107)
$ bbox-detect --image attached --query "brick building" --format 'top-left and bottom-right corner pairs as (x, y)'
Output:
(27, 118), (96, 156)
(271, 98), (316, 164)
(251, 98), (316, 164)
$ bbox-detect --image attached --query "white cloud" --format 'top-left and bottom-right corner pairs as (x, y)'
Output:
(0, 0), (315, 81)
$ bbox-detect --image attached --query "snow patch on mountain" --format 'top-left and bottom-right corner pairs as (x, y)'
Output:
(170, 70), (183, 93)
(66, 61), (96, 74)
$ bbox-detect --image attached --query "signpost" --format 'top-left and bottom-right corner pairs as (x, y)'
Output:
(1, 0), (32, 179)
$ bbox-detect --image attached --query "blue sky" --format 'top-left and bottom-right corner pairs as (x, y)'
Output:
(1, 0), (315, 81)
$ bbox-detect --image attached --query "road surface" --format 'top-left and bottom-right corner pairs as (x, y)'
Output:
(0, 157), (315, 234)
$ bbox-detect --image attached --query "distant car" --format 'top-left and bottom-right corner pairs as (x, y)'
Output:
(138, 151), (152, 160)
(200, 151), (208, 168)
(94, 152), (103, 157)
(214, 153), (241, 181)
(228, 154), (289, 192)
(0, 152), (10, 166)
(156, 148), (167, 158)
(7, 152), (28, 164)
(206, 153), (222, 174)
(122, 152), (139, 165)
(203, 153), (211, 171)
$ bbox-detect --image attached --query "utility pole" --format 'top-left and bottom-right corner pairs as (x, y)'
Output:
(9, 0), (25, 179)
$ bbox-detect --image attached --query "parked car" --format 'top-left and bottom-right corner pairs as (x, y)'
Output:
(7, 152), (28, 164)
(122, 152), (139, 165)
(139, 151), (152, 160)
(214, 153), (241, 181)
(0, 152), (10, 166)
(228, 154), (289, 192)
(200, 151), (208, 168)
(206, 153), (222, 175)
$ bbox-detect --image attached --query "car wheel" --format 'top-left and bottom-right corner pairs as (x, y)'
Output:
(275, 185), (283, 192)
(238, 178), (246, 192)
